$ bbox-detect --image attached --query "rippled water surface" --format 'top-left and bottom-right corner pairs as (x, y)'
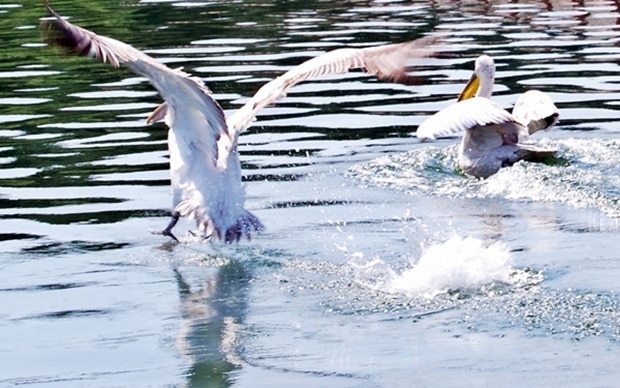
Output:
(2, 0), (620, 386)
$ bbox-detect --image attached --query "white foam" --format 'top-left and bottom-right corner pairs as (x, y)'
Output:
(347, 138), (620, 217)
(354, 235), (514, 298)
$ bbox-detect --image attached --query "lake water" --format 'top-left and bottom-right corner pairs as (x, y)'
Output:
(1, 0), (620, 386)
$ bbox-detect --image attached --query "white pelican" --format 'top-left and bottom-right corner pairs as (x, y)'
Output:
(417, 55), (559, 178)
(42, 1), (439, 242)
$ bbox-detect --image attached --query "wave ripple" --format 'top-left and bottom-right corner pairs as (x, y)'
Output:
(347, 138), (620, 217)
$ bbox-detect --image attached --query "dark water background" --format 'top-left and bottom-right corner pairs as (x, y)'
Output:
(1, 0), (620, 386)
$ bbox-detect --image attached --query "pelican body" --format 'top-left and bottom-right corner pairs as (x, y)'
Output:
(42, 1), (438, 242)
(417, 55), (559, 178)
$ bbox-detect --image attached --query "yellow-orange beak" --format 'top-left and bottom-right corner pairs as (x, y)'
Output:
(457, 73), (480, 102)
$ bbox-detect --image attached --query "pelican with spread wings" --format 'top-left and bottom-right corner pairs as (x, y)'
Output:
(42, 1), (439, 242)
(417, 54), (559, 178)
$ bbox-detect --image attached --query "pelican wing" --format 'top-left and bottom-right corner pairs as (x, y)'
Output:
(42, 1), (226, 164)
(226, 35), (440, 137)
(417, 97), (519, 141)
(515, 143), (557, 162)
(512, 90), (559, 135)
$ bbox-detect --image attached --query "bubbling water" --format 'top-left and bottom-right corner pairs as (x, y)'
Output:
(347, 138), (620, 217)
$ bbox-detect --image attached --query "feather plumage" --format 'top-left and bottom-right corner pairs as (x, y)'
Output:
(416, 55), (559, 178)
(42, 1), (440, 241)
(512, 90), (559, 135)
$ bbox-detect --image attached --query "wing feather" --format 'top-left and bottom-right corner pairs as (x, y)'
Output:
(42, 1), (226, 163)
(225, 35), (440, 138)
(416, 97), (518, 141)
(512, 90), (559, 135)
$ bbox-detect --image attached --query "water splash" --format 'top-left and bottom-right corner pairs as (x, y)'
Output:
(273, 236), (618, 342)
(352, 235), (526, 299)
(347, 138), (620, 217)
(484, 138), (620, 216)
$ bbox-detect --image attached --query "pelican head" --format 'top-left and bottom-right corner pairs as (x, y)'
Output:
(457, 54), (495, 101)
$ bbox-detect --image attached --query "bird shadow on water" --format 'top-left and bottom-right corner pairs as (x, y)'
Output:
(18, 239), (131, 256)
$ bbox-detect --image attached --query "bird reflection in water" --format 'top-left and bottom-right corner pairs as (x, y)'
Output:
(173, 260), (249, 386)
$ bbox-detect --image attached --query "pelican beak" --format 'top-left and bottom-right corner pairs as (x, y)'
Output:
(457, 72), (480, 101)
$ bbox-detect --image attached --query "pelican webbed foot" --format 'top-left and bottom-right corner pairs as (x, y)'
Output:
(150, 212), (180, 242)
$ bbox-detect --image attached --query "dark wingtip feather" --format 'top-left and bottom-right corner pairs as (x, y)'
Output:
(42, 0), (56, 17)
(40, 19), (75, 56)
(41, 1), (121, 68)
(41, 2), (83, 56)
(387, 72), (426, 86)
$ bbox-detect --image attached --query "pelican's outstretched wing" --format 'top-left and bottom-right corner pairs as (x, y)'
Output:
(512, 90), (559, 135)
(417, 97), (520, 141)
(226, 35), (440, 138)
(42, 0), (226, 163)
